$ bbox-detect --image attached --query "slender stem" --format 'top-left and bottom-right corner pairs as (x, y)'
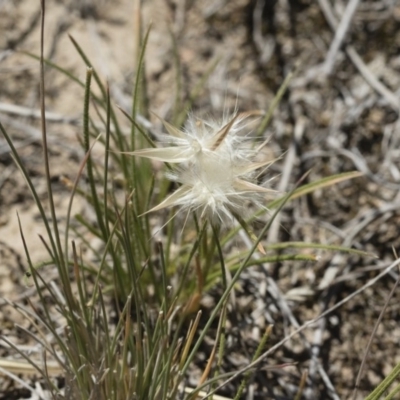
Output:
(39, 0), (63, 265)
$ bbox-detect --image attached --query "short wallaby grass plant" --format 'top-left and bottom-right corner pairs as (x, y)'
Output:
(2, 1), (400, 399)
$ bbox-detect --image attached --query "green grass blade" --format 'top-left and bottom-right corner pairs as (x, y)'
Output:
(365, 361), (400, 400)
(68, 34), (129, 175)
(268, 171), (363, 209)
(0, 121), (58, 261)
(265, 241), (375, 258)
(205, 253), (317, 289)
(256, 68), (295, 137)
(223, 171), (362, 245)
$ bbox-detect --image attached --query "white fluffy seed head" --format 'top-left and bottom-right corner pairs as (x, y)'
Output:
(130, 111), (278, 224)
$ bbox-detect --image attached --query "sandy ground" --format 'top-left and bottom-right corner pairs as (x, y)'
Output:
(2, 0), (400, 399)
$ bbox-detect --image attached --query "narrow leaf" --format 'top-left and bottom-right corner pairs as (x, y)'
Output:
(121, 147), (193, 163)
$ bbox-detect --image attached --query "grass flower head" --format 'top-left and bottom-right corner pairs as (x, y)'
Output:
(130, 111), (278, 224)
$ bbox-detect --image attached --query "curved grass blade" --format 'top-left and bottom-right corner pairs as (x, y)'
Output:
(223, 171), (363, 246)
(205, 253), (317, 290)
(256, 68), (296, 137)
(266, 241), (376, 258)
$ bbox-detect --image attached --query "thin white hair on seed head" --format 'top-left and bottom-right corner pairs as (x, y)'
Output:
(129, 107), (279, 227)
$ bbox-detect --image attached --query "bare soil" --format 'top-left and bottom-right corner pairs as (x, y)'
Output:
(1, 0), (400, 399)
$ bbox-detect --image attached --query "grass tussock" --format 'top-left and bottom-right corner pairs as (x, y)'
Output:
(1, 1), (400, 400)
